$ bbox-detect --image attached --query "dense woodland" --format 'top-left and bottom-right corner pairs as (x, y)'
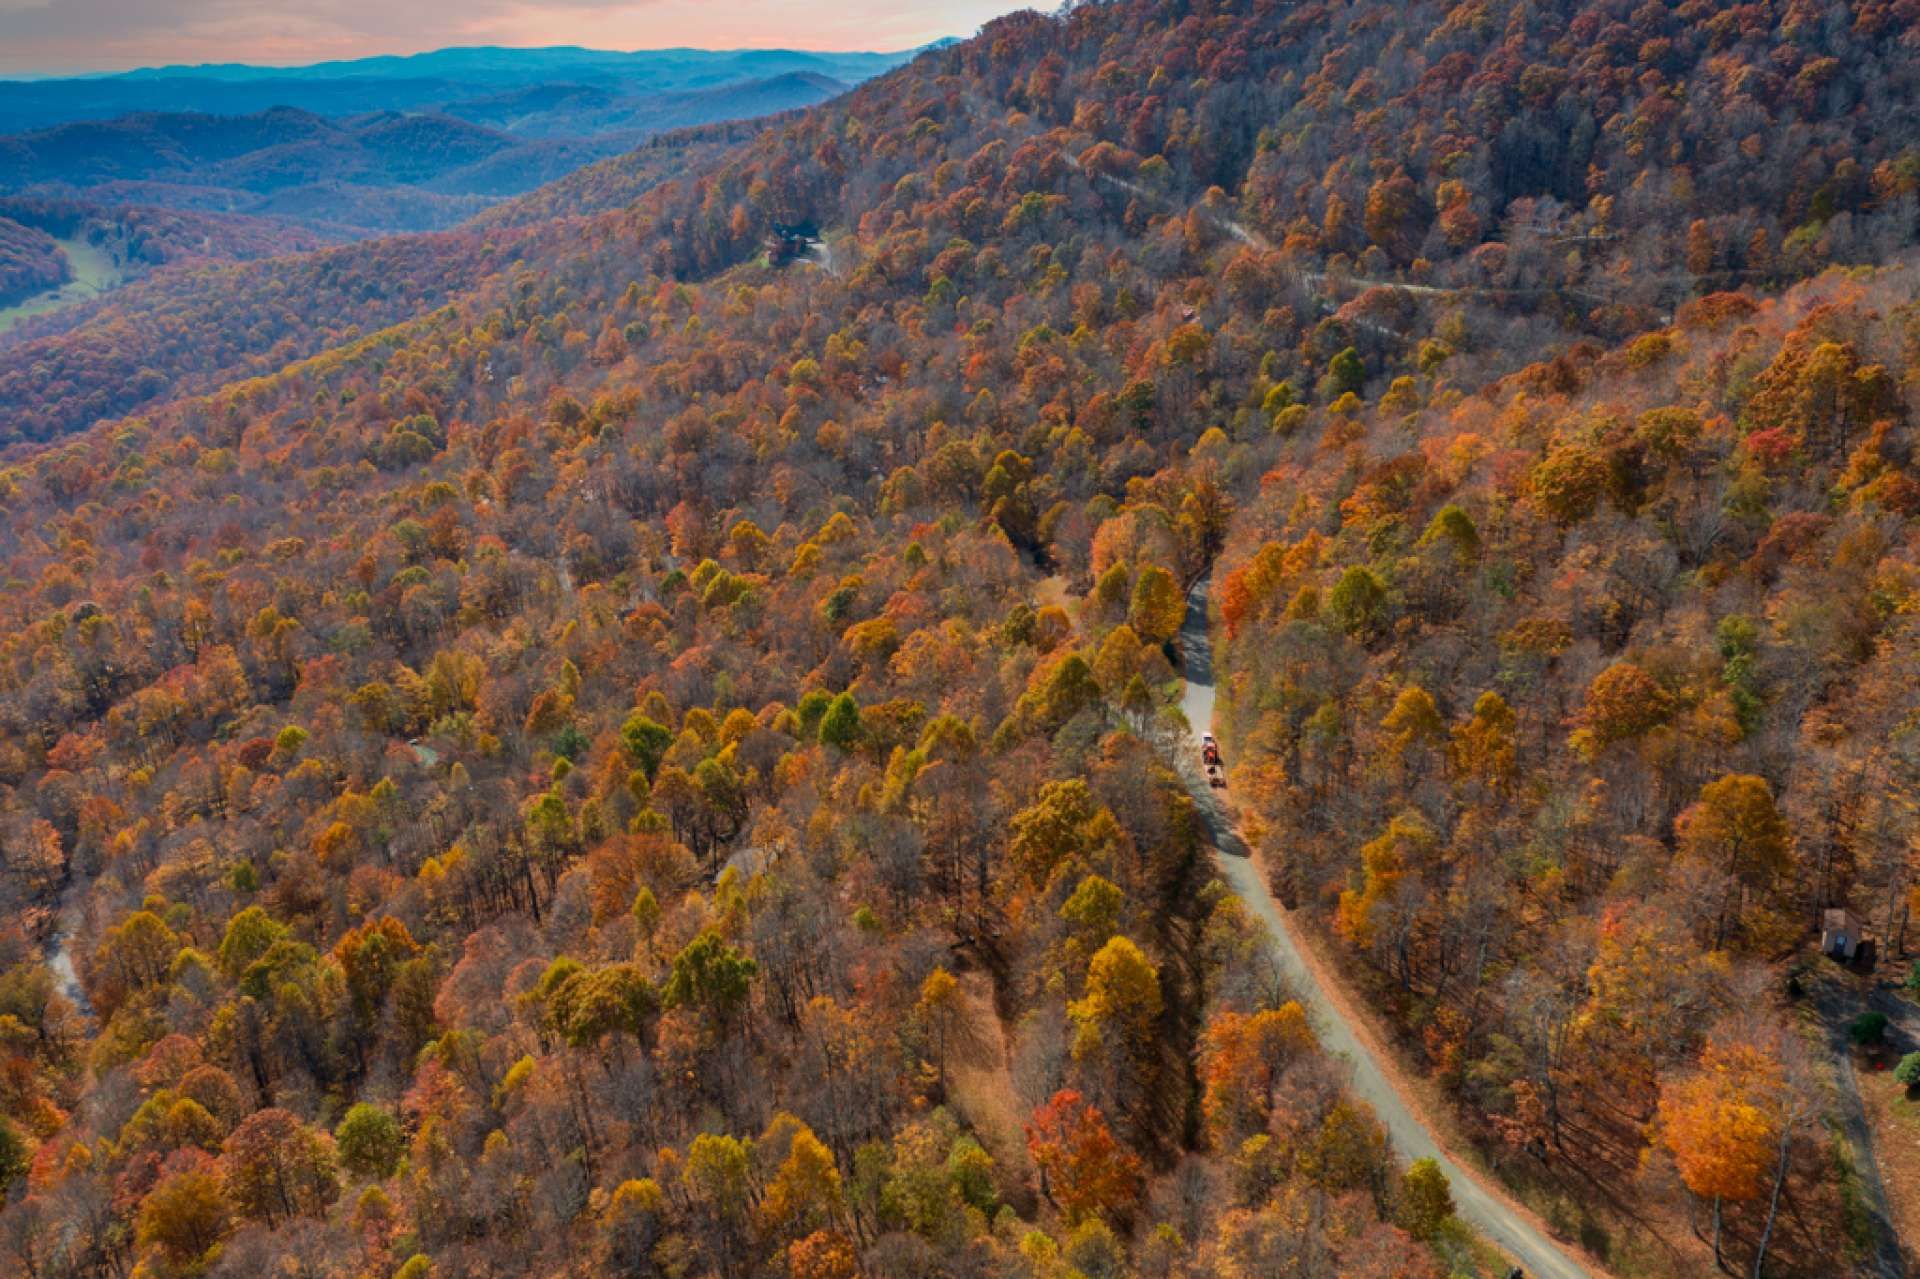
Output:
(0, 115), (782, 454)
(0, 226), (546, 454)
(0, 215), (68, 307)
(0, 0), (1916, 1276)
(1213, 267), (1920, 1271)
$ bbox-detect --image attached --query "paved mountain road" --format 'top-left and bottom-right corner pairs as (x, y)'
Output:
(1178, 583), (1596, 1279)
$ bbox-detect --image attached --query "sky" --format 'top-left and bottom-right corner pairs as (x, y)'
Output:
(0, 0), (1034, 77)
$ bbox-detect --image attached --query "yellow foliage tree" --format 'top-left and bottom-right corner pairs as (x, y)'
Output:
(761, 1125), (843, 1240)
(1068, 935), (1163, 1097)
(1657, 1040), (1781, 1266)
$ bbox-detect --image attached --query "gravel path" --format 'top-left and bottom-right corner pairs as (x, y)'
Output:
(1178, 582), (1597, 1279)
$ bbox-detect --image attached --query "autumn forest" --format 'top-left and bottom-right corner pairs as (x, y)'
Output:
(1, 1), (1919, 1278)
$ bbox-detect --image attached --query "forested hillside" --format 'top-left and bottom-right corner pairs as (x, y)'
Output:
(1211, 266), (1920, 1270)
(465, 119), (767, 231)
(0, 214), (67, 305)
(0, 107), (615, 235)
(0, 224), (544, 451)
(0, 196), (336, 268)
(0, 114), (785, 451)
(0, 1), (1915, 1277)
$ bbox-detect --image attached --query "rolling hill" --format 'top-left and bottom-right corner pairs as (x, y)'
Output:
(0, 3), (1916, 1278)
(0, 44), (934, 131)
(0, 79), (841, 235)
(0, 107), (517, 191)
(0, 212), (66, 305)
(0, 109), (771, 446)
(0, 194), (333, 338)
(0, 44), (927, 237)
(0, 42), (916, 351)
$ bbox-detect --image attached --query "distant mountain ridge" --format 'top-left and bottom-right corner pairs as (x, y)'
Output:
(0, 42), (922, 234)
(0, 43), (944, 132)
(101, 43), (930, 85)
(438, 70), (852, 142)
(0, 107), (524, 191)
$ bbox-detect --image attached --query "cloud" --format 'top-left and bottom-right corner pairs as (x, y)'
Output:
(0, 0), (1028, 76)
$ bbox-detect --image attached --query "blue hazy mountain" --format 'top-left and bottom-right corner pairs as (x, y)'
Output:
(0, 44), (943, 131)
(0, 44), (947, 234)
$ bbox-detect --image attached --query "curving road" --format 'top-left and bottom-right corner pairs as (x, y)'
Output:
(1179, 583), (1594, 1279)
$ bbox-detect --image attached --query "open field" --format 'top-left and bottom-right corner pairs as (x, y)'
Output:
(0, 233), (121, 334)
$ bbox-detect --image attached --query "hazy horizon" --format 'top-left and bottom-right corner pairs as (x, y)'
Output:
(0, 0), (1033, 78)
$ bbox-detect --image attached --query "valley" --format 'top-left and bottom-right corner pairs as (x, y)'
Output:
(0, 44), (929, 236)
(0, 231), (122, 334)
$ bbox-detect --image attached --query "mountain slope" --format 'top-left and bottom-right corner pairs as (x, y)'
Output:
(0, 194), (337, 266)
(0, 108), (543, 204)
(0, 3), (1914, 1277)
(0, 96), (826, 236)
(0, 213), (67, 305)
(0, 221), (542, 447)
(18, 0), (1920, 450)
(0, 109), (766, 446)
(467, 117), (766, 230)
(1210, 263), (1920, 1273)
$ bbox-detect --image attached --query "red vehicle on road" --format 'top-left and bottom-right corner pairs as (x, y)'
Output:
(1200, 733), (1225, 786)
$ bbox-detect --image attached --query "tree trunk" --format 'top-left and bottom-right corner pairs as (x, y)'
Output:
(1712, 1194), (1723, 1270)
(1752, 1113), (1795, 1279)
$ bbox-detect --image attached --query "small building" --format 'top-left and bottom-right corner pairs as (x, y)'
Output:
(1822, 907), (1868, 962)
(767, 220), (820, 265)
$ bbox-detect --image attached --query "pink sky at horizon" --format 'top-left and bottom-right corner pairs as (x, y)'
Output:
(0, 0), (1035, 77)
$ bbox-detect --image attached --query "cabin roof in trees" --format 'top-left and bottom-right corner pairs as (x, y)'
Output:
(1822, 907), (1868, 960)
(1824, 907), (1866, 933)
